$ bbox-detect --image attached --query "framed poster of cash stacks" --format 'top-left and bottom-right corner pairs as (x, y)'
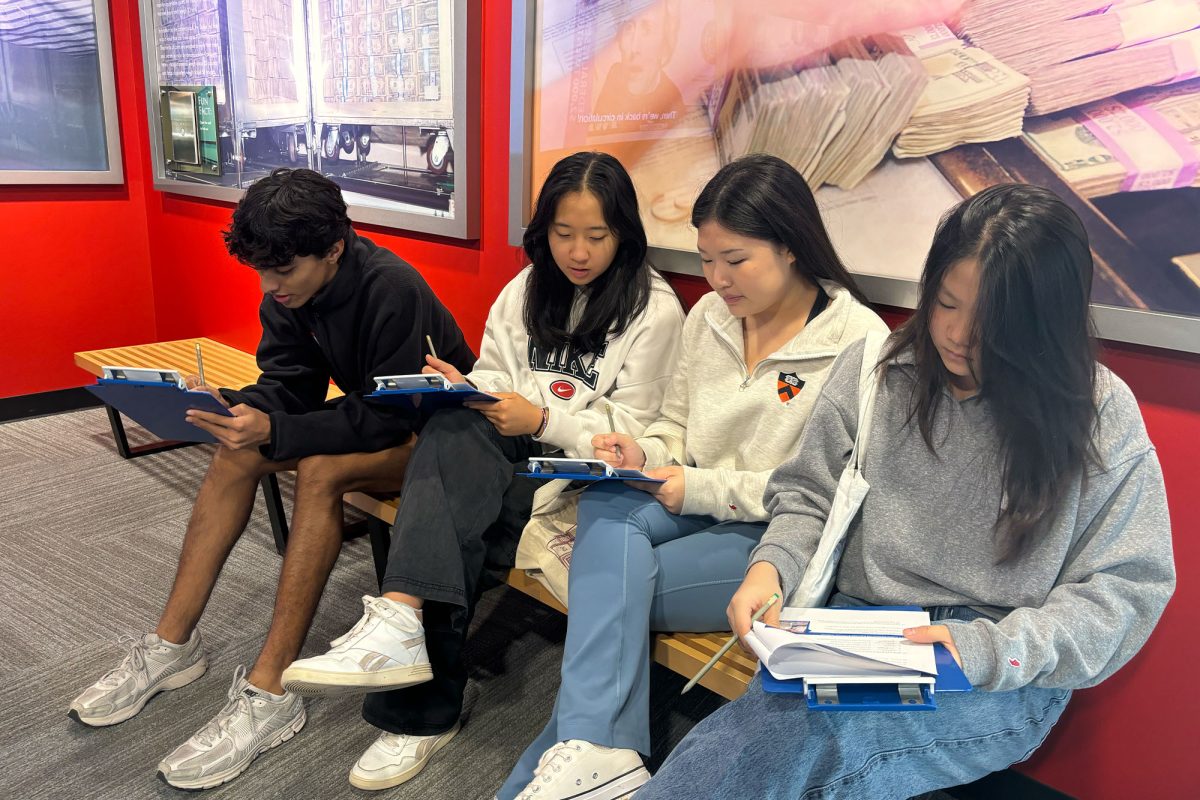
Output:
(509, 0), (1200, 353)
(138, 0), (480, 239)
(0, 0), (124, 184)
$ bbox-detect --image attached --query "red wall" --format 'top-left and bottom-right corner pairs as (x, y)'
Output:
(0, 0), (157, 397)
(3, 1), (1198, 796)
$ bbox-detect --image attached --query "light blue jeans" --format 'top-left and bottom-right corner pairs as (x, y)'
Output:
(497, 483), (766, 800)
(636, 600), (1072, 800)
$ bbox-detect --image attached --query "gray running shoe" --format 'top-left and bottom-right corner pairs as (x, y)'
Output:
(69, 631), (207, 727)
(157, 666), (306, 790)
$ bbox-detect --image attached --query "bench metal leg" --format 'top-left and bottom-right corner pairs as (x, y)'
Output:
(105, 405), (196, 459)
(367, 517), (391, 592)
(260, 473), (289, 555)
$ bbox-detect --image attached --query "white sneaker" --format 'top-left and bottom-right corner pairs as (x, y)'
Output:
(515, 740), (650, 800)
(157, 666), (306, 790)
(281, 595), (432, 696)
(348, 721), (460, 790)
(69, 631), (207, 727)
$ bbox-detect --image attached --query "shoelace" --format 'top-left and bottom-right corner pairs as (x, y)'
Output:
(194, 666), (256, 748)
(517, 742), (585, 797)
(96, 634), (149, 688)
(329, 595), (400, 649)
(374, 732), (412, 755)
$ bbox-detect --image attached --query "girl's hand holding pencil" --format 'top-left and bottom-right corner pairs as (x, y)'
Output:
(592, 432), (643, 468)
(422, 354), (466, 385)
(727, 561), (785, 653)
(421, 333), (467, 385)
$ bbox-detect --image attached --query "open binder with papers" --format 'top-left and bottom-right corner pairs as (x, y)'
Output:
(366, 374), (499, 408)
(85, 366), (232, 444)
(748, 606), (971, 711)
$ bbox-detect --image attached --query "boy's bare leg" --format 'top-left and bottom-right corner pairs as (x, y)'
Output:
(249, 440), (414, 693)
(156, 446), (297, 645)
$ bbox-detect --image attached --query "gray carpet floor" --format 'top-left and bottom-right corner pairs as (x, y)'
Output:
(0, 408), (727, 800)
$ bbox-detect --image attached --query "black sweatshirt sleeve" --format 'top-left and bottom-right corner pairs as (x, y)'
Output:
(260, 269), (475, 461)
(221, 299), (331, 417)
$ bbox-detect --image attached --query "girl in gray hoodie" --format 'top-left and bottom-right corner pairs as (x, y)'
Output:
(636, 184), (1176, 800)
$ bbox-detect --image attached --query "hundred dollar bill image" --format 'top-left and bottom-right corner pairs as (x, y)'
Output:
(1025, 78), (1200, 197)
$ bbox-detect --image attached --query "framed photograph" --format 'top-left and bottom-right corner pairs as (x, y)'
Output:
(510, 0), (1200, 353)
(0, 0), (124, 184)
(137, 0), (479, 239)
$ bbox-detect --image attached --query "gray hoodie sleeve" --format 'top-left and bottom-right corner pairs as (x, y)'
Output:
(948, 381), (1175, 692)
(748, 341), (861, 598)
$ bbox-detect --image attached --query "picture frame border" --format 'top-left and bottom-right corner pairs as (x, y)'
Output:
(138, 0), (480, 240)
(1, 0), (125, 185)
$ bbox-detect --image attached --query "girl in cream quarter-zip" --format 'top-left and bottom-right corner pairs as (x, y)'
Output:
(640, 282), (886, 521)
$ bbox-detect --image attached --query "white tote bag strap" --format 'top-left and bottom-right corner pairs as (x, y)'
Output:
(847, 330), (886, 473)
(787, 330), (888, 608)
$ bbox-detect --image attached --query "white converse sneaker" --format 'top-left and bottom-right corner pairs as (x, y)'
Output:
(348, 721), (460, 790)
(516, 740), (650, 800)
(157, 666), (306, 790)
(69, 631), (207, 727)
(281, 595), (432, 696)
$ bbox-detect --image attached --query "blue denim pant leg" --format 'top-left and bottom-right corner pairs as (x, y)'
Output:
(497, 486), (765, 800)
(637, 600), (1072, 800)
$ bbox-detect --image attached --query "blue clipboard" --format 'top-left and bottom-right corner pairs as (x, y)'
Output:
(366, 374), (499, 409)
(759, 605), (972, 710)
(86, 379), (232, 444)
(367, 386), (499, 409)
(517, 458), (665, 484)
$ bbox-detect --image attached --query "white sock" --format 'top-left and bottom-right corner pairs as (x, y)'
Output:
(380, 596), (424, 623)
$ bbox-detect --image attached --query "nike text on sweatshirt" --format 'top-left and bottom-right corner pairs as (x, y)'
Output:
(465, 266), (686, 458)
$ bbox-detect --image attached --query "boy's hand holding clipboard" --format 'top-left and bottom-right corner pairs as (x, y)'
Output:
(186, 403), (271, 450)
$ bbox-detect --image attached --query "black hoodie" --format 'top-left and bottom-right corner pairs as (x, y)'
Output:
(221, 230), (476, 461)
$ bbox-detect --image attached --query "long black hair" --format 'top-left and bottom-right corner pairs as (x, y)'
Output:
(522, 151), (651, 354)
(690, 153), (869, 305)
(883, 183), (1100, 563)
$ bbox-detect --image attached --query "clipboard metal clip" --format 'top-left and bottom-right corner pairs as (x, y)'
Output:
(814, 685), (840, 706)
(101, 365), (185, 388)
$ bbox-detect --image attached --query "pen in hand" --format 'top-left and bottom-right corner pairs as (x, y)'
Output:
(604, 402), (622, 463)
(425, 334), (438, 362)
(682, 593), (780, 694)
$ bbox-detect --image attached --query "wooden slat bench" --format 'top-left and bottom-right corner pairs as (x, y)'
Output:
(75, 338), (756, 701)
(343, 492), (757, 701)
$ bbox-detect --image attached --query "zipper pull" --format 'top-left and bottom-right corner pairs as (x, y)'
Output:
(739, 375), (752, 391)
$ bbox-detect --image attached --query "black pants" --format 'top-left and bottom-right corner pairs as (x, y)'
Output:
(363, 406), (540, 736)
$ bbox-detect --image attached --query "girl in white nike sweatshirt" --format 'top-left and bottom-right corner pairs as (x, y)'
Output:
(499, 154), (888, 800)
(281, 151), (684, 789)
